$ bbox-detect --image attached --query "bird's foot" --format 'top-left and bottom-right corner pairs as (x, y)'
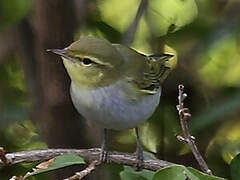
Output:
(134, 127), (144, 171)
(99, 128), (110, 164)
(99, 149), (110, 163)
(134, 147), (144, 171)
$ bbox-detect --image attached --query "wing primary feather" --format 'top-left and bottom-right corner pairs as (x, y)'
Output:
(138, 54), (173, 94)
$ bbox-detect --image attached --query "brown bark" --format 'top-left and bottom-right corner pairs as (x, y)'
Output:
(33, 0), (87, 149)
(16, 1), (90, 179)
(31, 0), (89, 152)
(0, 148), (174, 171)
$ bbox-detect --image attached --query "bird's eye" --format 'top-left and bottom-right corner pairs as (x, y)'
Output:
(81, 58), (93, 66)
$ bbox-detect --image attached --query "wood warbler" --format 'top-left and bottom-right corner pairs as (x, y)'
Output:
(48, 36), (176, 168)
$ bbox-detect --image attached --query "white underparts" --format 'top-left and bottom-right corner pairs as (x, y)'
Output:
(70, 80), (161, 130)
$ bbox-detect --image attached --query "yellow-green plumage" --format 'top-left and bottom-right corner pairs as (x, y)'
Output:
(48, 36), (176, 129)
(61, 37), (176, 94)
(48, 36), (176, 166)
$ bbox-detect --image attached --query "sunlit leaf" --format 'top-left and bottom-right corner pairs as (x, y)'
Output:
(163, 45), (178, 68)
(97, 0), (139, 32)
(141, 123), (159, 153)
(198, 33), (240, 88)
(206, 116), (240, 164)
(148, 0), (198, 36)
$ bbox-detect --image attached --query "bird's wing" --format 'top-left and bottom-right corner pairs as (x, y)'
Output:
(135, 54), (174, 94)
(113, 44), (174, 95)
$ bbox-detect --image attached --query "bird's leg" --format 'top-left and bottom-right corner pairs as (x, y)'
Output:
(100, 128), (109, 163)
(135, 127), (144, 170)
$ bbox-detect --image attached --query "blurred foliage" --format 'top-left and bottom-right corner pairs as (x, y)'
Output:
(148, 0), (198, 36)
(98, 0), (140, 33)
(198, 32), (240, 87)
(0, 0), (240, 179)
(230, 153), (240, 180)
(0, 0), (32, 29)
(0, 59), (28, 128)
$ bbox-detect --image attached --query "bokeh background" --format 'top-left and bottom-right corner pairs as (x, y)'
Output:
(0, 0), (240, 179)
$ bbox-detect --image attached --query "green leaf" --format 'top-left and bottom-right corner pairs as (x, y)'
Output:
(197, 33), (240, 88)
(24, 154), (85, 178)
(98, 0), (139, 32)
(153, 165), (226, 180)
(230, 153), (240, 180)
(153, 165), (198, 180)
(120, 166), (154, 180)
(188, 167), (226, 180)
(148, 0), (198, 36)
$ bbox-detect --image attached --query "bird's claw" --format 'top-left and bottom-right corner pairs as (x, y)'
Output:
(134, 149), (144, 171)
(99, 149), (110, 163)
(99, 150), (108, 163)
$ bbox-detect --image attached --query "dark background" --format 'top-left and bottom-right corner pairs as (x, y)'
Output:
(0, 0), (240, 179)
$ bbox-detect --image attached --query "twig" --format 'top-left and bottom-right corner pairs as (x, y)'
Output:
(9, 176), (25, 180)
(0, 147), (9, 165)
(64, 160), (99, 180)
(176, 84), (213, 175)
(123, 0), (148, 45)
(0, 148), (174, 171)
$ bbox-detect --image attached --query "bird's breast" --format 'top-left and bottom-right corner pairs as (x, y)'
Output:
(70, 80), (161, 130)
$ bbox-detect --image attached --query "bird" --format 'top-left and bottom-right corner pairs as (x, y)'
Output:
(48, 36), (176, 169)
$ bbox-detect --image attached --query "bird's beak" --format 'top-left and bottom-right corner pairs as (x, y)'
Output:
(47, 48), (69, 59)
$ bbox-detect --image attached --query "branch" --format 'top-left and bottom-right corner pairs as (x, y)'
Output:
(0, 147), (9, 165)
(64, 160), (99, 180)
(176, 85), (213, 175)
(0, 148), (174, 171)
(123, 0), (148, 45)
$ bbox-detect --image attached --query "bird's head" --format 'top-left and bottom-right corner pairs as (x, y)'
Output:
(48, 37), (124, 89)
